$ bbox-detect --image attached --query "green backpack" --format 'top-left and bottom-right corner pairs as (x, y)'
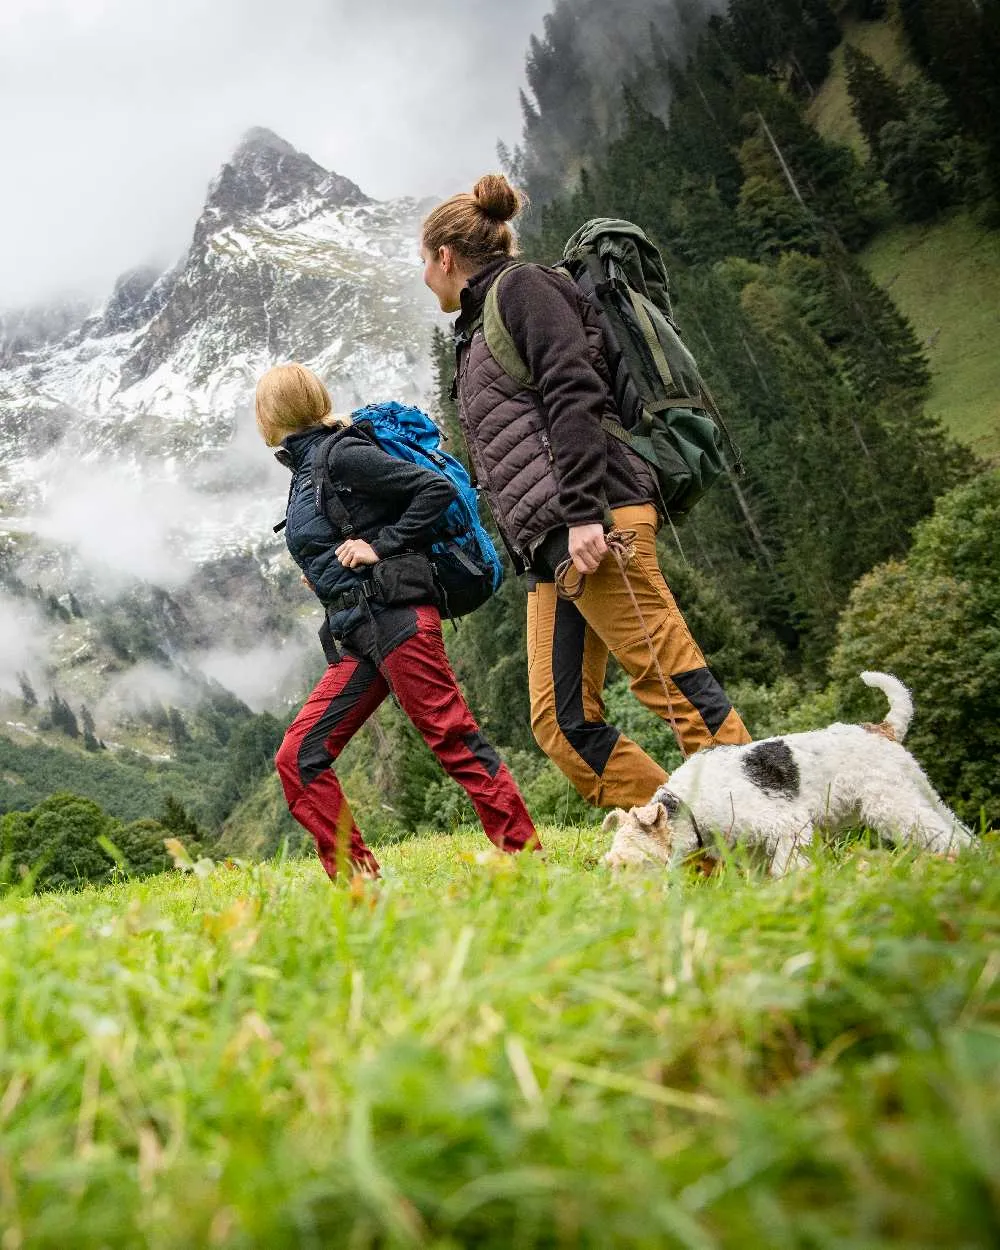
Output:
(480, 217), (742, 521)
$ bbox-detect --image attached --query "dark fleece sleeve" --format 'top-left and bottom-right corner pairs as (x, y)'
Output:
(499, 265), (608, 527)
(332, 437), (457, 558)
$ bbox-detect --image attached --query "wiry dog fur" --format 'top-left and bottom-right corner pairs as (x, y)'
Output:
(603, 671), (973, 875)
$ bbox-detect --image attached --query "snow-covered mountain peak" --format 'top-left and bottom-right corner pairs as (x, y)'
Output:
(1, 128), (438, 462)
(201, 126), (368, 237)
(0, 131), (445, 721)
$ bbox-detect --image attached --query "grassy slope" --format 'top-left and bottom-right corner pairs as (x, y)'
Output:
(863, 215), (1000, 462)
(0, 725), (197, 824)
(807, 13), (920, 156)
(2, 828), (998, 1248)
(808, 14), (1000, 463)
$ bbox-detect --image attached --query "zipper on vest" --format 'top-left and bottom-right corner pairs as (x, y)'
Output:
(540, 431), (555, 464)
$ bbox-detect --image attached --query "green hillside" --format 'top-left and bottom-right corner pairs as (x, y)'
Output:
(808, 13), (1000, 462)
(807, 10), (920, 155)
(2, 828), (998, 1247)
(862, 214), (1000, 462)
(0, 726), (200, 823)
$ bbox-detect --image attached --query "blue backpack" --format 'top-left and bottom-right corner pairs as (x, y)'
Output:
(321, 401), (503, 619)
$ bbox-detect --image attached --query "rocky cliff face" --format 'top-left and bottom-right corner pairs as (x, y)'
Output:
(0, 127), (444, 729)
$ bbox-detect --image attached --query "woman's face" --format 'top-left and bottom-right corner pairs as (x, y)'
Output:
(421, 243), (464, 314)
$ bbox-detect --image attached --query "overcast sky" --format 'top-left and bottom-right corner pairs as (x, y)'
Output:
(0, 0), (553, 309)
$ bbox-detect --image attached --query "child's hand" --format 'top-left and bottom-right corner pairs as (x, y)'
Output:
(336, 538), (379, 568)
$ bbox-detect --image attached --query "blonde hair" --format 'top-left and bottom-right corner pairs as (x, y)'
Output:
(421, 173), (528, 268)
(255, 363), (346, 446)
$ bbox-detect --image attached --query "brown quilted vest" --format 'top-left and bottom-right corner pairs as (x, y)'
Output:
(454, 271), (655, 567)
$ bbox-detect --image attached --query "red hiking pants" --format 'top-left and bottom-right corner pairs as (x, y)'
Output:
(275, 605), (538, 878)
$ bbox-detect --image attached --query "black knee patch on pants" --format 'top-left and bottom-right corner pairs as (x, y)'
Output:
(298, 661), (378, 786)
(463, 731), (502, 778)
(552, 598), (620, 775)
(672, 667), (732, 736)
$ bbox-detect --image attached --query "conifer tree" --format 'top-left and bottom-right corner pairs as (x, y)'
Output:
(430, 328), (463, 457)
(663, 28), (745, 205)
(898, 0), (932, 67)
(519, 5), (599, 204)
(17, 672), (37, 712)
(878, 79), (958, 222)
(746, 79), (885, 249)
(899, 0), (1000, 207)
(843, 44), (905, 157)
(167, 706), (190, 747)
(80, 704), (100, 753)
(46, 693), (79, 739)
(737, 136), (821, 258)
(161, 794), (202, 843)
(669, 174), (751, 267)
(725, 0), (841, 93)
(777, 244), (931, 403)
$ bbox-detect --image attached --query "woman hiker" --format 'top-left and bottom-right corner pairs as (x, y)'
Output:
(419, 175), (751, 812)
(257, 362), (538, 880)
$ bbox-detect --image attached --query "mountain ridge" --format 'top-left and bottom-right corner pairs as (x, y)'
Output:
(0, 127), (443, 739)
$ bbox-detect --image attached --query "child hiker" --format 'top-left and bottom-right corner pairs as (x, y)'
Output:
(257, 363), (538, 879)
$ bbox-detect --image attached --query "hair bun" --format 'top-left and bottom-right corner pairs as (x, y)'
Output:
(472, 173), (524, 223)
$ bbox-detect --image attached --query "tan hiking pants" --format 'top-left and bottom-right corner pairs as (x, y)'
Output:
(526, 505), (751, 809)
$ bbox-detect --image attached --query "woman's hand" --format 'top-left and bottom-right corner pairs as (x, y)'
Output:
(568, 523), (608, 574)
(335, 538), (380, 569)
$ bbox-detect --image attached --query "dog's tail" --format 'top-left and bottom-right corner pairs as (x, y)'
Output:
(860, 671), (913, 741)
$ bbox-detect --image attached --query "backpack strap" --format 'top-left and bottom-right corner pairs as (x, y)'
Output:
(627, 287), (678, 395)
(311, 428), (359, 539)
(467, 261), (580, 392)
(478, 263), (534, 390)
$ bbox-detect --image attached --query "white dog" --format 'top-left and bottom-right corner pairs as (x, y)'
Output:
(603, 671), (973, 876)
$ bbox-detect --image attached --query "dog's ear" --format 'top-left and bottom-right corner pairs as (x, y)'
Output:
(602, 808), (626, 833)
(631, 801), (673, 841)
(632, 802), (663, 827)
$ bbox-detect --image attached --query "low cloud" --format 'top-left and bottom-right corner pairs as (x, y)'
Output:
(95, 662), (196, 725)
(0, 595), (54, 698)
(31, 466), (202, 590)
(193, 639), (316, 713)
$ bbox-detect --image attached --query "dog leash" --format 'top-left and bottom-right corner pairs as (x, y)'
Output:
(554, 528), (690, 761)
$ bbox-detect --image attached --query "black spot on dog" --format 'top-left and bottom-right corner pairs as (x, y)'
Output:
(742, 740), (800, 799)
(652, 786), (681, 816)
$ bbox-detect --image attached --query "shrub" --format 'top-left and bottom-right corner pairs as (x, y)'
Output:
(1, 793), (187, 892)
(829, 473), (1000, 825)
(2, 793), (116, 891)
(114, 818), (175, 877)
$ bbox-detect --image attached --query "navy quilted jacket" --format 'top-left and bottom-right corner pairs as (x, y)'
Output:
(278, 424), (455, 640)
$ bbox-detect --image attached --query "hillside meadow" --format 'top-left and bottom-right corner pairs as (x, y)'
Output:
(862, 212), (1000, 463)
(1, 826), (998, 1248)
(805, 9), (1000, 465)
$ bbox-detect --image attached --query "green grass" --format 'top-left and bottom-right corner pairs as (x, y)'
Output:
(2, 828), (999, 1248)
(862, 213), (1000, 462)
